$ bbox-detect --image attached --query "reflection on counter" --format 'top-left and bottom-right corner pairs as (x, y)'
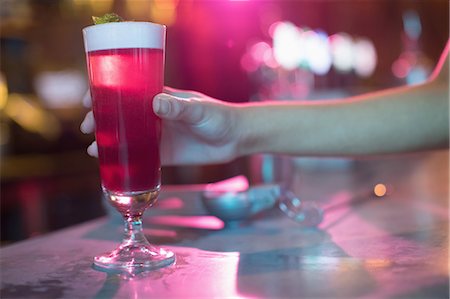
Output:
(1, 0), (448, 244)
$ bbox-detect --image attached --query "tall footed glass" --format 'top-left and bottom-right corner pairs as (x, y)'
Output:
(83, 22), (174, 271)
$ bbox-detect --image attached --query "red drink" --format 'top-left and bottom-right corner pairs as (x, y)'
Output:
(87, 48), (163, 193)
(84, 21), (174, 271)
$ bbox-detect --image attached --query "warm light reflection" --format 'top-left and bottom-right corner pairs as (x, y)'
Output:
(0, 73), (7, 110)
(111, 195), (132, 205)
(298, 256), (392, 271)
(374, 183), (387, 197)
(124, 0), (180, 26)
(71, 0), (113, 15)
(364, 258), (392, 269)
(90, 0), (113, 15)
(3, 94), (61, 140)
(125, 0), (151, 20)
(150, 0), (179, 26)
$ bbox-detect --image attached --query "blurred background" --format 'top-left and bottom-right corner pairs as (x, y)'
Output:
(0, 0), (448, 244)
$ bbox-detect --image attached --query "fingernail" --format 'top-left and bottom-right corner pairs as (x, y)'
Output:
(87, 141), (98, 157)
(80, 119), (87, 133)
(82, 92), (92, 108)
(155, 96), (170, 115)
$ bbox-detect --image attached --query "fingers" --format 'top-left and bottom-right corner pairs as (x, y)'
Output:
(83, 90), (92, 108)
(154, 93), (204, 125)
(87, 141), (98, 157)
(163, 86), (202, 99)
(80, 111), (95, 133)
(80, 111), (97, 157)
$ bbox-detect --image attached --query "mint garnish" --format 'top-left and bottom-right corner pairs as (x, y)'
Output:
(92, 13), (124, 25)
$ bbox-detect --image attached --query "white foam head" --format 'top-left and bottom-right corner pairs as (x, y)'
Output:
(82, 22), (166, 52)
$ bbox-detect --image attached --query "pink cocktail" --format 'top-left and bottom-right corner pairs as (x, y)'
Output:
(87, 48), (163, 193)
(83, 21), (174, 272)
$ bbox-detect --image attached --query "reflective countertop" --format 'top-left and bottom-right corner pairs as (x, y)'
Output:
(1, 150), (448, 298)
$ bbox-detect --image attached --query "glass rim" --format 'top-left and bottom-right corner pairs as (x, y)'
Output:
(83, 21), (166, 52)
(83, 21), (166, 33)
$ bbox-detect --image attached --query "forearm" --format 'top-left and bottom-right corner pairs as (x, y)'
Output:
(238, 80), (449, 157)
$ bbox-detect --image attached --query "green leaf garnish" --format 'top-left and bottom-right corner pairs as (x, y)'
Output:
(92, 13), (124, 25)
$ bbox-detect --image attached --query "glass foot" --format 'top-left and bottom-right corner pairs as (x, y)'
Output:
(94, 243), (175, 272)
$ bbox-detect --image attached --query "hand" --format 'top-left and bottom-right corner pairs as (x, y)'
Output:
(80, 87), (242, 165)
(80, 92), (98, 157)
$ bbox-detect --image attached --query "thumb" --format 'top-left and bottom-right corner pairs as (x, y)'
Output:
(153, 93), (204, 125)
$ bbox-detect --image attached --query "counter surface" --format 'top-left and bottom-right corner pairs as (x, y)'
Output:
(1, 151), (448, 298)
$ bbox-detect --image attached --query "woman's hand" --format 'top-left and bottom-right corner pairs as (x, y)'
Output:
(80, 87), (243, 165)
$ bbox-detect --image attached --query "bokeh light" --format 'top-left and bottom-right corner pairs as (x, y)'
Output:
(374, 183), (387, 197)
(273, 22), (304, 70)
(250, 41), (271, 64)
(403, 10), (422, 40)
(242, 21), (378, 79)
(305, 30), (332, 75)
(0, 73), (8, 110)
(392, 57), (411, 79)
(354, 38), (377, 77)
(329, 33), (354, 73)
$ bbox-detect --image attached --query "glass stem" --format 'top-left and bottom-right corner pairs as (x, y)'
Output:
(123, 216), (148, 246)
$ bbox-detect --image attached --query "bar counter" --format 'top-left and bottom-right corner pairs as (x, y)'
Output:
(1, 150), (448, 298)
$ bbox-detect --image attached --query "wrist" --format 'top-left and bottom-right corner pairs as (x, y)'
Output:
(234, 103), (266, 158)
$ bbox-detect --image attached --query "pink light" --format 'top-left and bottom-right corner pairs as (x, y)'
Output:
(149, 215), (225, 230)
(142, 228), (178, 238)
(263, 48), (278, 69)
(240, 52), (259, 72)
(392, 58), (411, 78)
(268, 21), (283, 38)
(206, 175), (249, 193)
(156, 197), (184, 209)
(250, 41), (271, 63)
(392, 51), (418, 79)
